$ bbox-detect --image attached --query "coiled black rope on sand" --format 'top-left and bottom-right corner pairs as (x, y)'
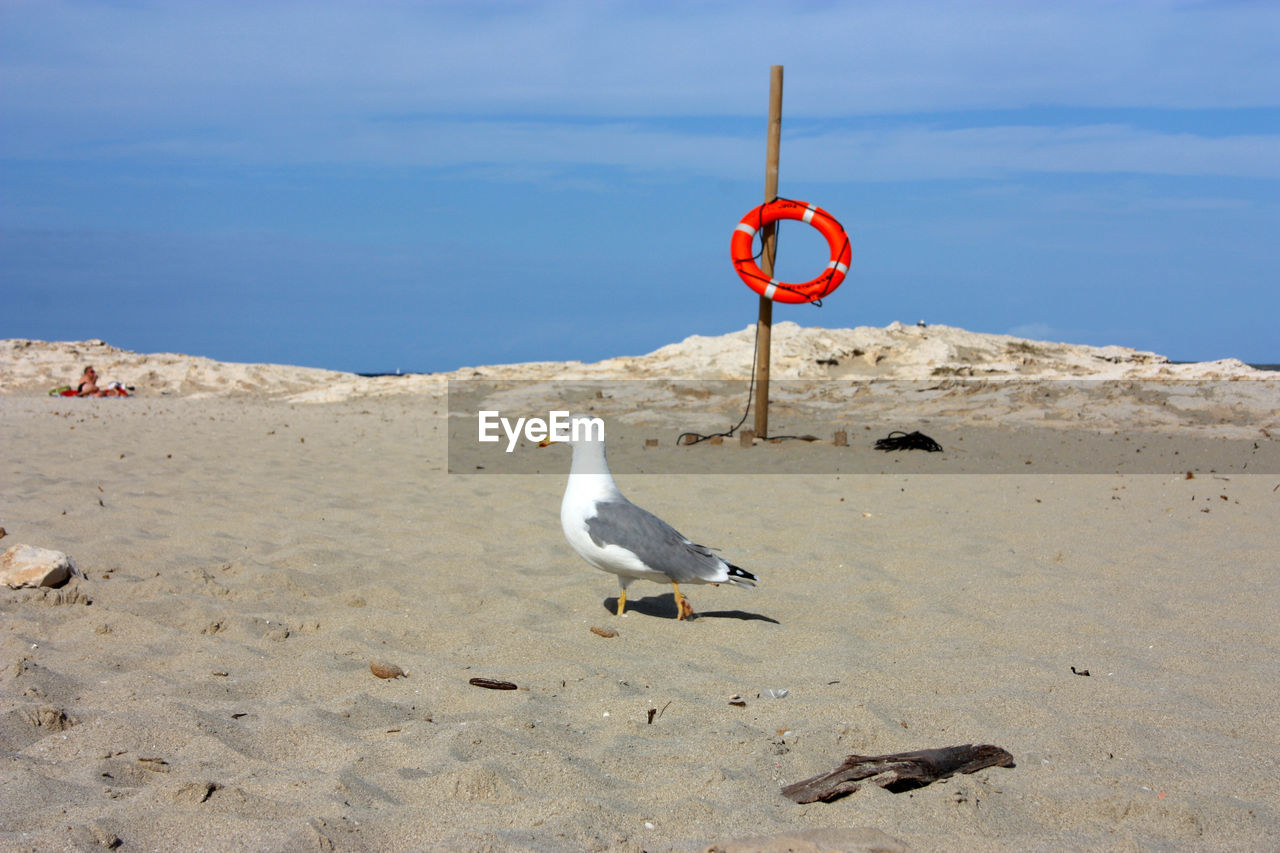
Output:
(874, 430), (943, 452)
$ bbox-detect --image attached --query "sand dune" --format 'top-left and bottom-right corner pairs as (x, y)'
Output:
(3, 321), (1268, 402)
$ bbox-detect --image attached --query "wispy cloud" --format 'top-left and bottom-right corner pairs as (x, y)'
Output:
(3, 2), (1276, 183)
(789, 124), (1280, 181)
(5, 106), (1278, 186)
(5, 1), (1277, 117)
(3, 4), (1277, 117)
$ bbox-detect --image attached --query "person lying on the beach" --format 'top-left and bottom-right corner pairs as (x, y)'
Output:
(74, 366), (128, 397)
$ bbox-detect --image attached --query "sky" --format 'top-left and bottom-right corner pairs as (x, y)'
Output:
(2, 1), (1278, 373)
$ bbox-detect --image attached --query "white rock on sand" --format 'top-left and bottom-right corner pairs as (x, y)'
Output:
(0, 544), (75, 588)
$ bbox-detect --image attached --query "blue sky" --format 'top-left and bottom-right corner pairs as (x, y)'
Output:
(2, 1), (1277, 372)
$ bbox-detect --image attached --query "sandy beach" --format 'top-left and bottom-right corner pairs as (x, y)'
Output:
(2, 324), (1278, 851)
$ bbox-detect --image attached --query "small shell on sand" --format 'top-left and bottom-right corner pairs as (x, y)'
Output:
(590, 625), (618, 638)
(370, 661), (407, 679)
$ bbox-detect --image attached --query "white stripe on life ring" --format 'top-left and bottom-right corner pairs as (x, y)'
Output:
(802, 205), (816, 224)
(763, 280), (779, 300)
(827, 260), (849, 273)
(735, 223), (757, 237)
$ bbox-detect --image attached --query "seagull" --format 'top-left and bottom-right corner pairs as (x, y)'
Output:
(540, 414), (758, 620)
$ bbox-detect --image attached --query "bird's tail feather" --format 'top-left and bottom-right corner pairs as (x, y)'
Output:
(725, 563), (758, 588)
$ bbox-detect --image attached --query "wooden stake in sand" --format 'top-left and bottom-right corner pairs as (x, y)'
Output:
(753, 64), (783, 439)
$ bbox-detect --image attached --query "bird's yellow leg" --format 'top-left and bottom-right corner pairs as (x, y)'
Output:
(616, 588), (627, 616)
(672, 582), (694, 620)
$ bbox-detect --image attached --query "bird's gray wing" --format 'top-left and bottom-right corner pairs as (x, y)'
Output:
(585, 499), (724, 583)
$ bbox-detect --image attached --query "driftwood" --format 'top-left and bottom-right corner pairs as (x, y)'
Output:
(781, 743), (1014, 803)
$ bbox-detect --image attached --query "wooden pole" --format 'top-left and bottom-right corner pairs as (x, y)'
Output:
(754, 65), (783, 439)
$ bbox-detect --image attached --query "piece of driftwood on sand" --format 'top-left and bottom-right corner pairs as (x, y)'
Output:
(781, 744), (1015, 803)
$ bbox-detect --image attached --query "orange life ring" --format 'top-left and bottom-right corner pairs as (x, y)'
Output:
(730, 198), (851, 304)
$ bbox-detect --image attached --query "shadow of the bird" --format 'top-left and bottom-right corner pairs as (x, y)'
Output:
(605, 593), (780, 623)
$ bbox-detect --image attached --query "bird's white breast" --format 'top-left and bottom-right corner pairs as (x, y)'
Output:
(560, 481), (669, 582)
